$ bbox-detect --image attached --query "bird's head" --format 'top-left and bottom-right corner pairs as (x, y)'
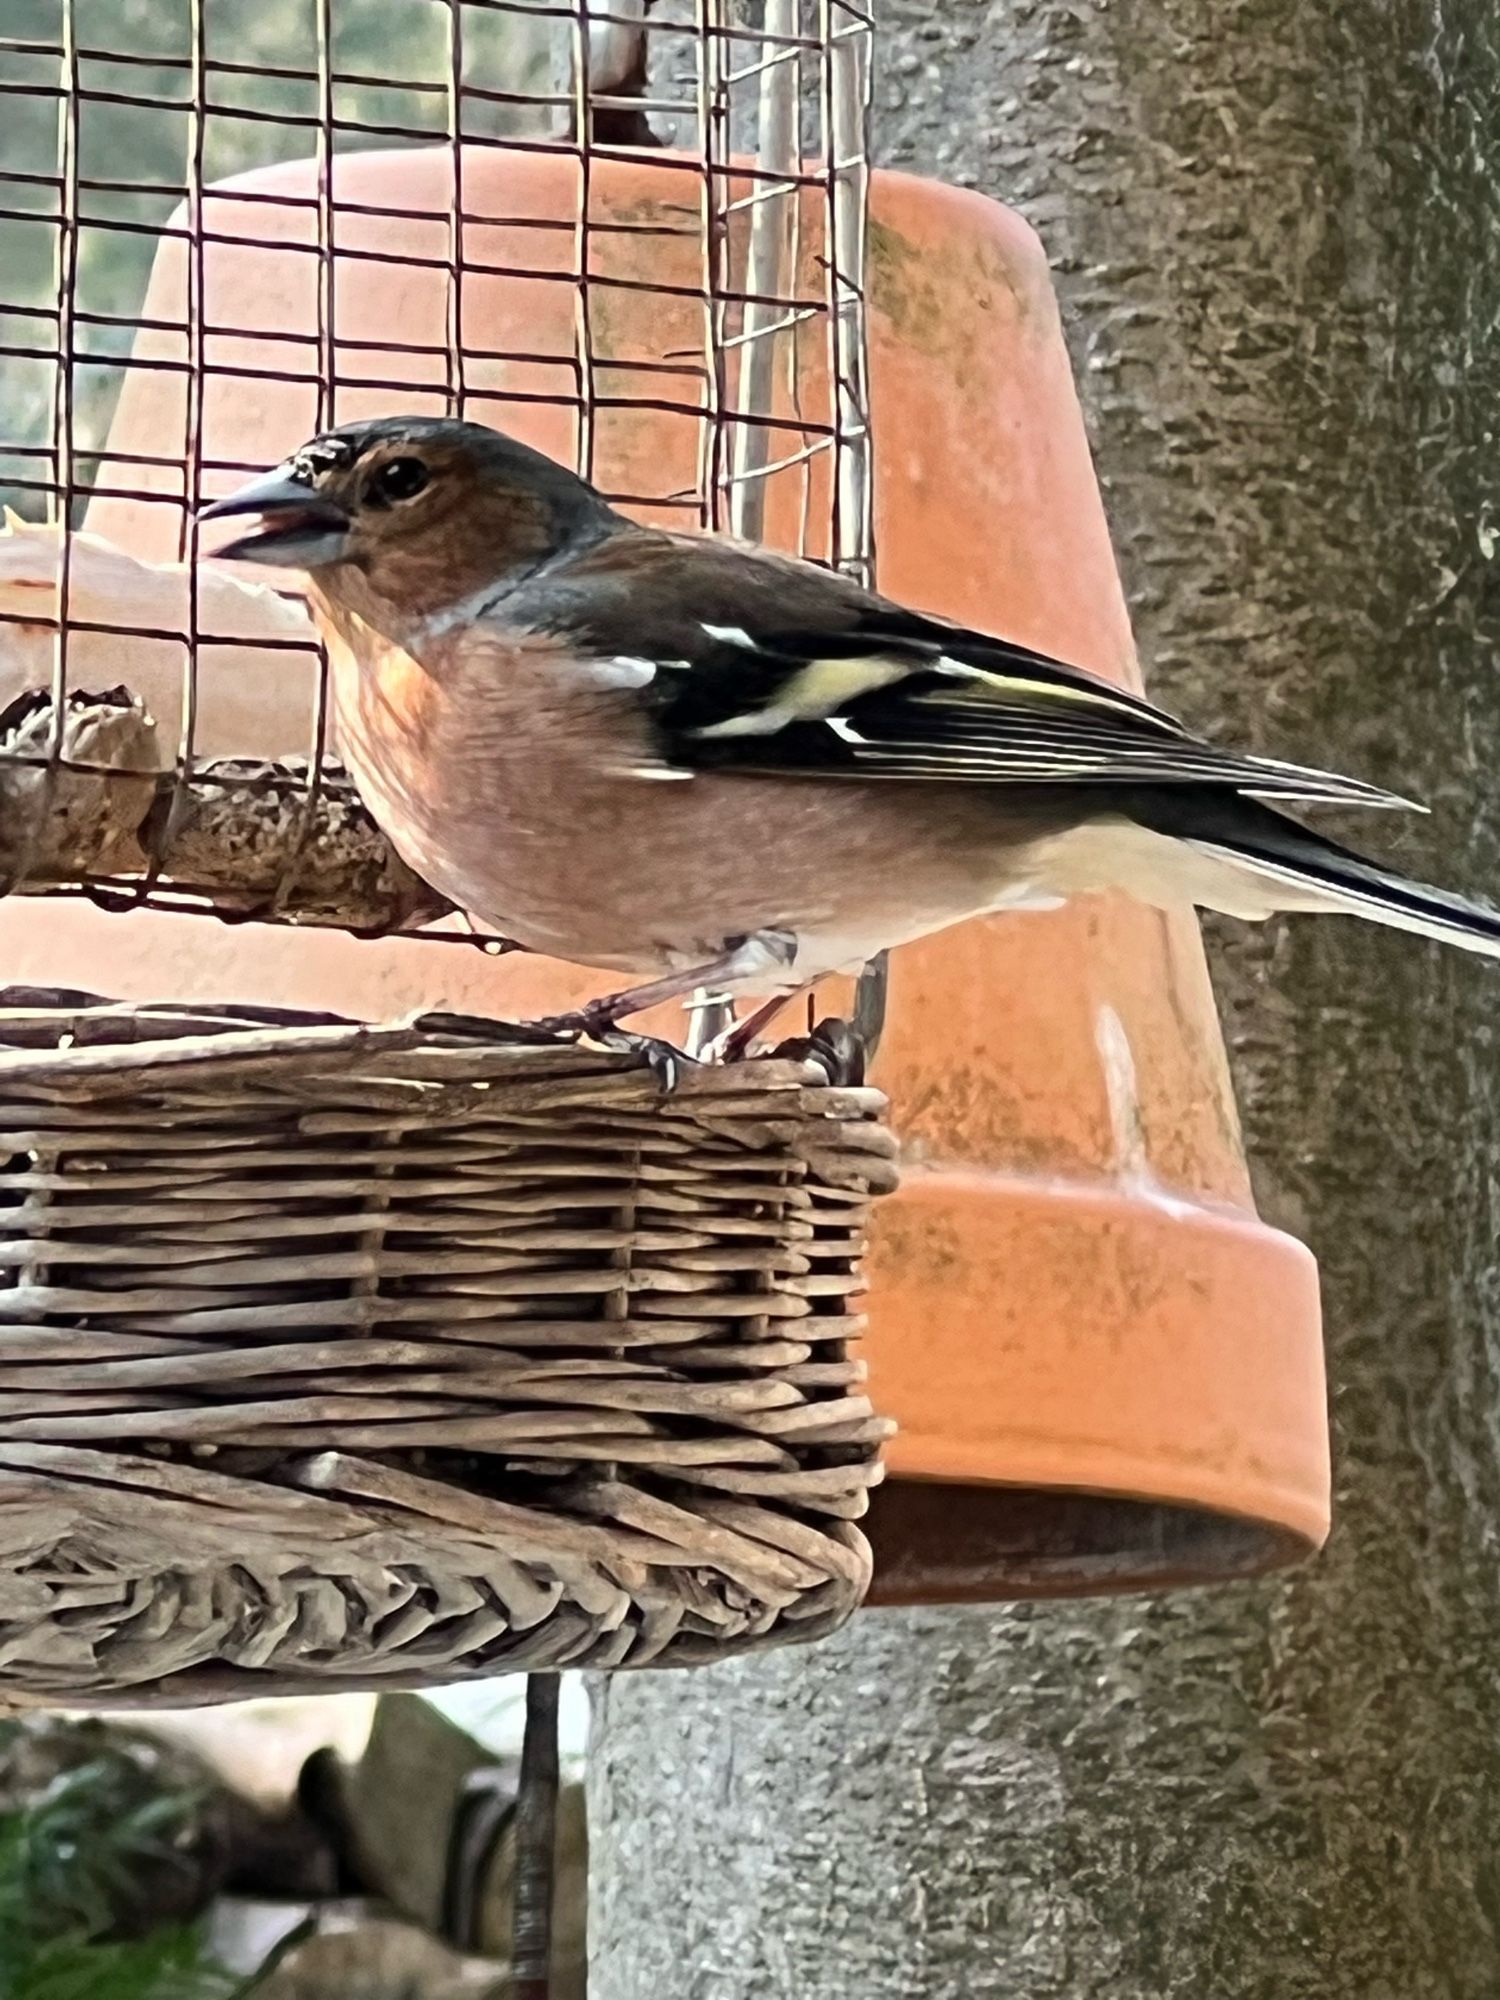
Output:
(198, 415), (613, 633)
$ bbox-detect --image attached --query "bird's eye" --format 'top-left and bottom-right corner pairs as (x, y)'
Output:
(364, 456), (430, 507)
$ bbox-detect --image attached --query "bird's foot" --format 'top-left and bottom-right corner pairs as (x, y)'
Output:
(768, 1017), (869, 1087)
(522, 1002), (693, 1091)
(523, 934), (799, 1080)
(699, 990), (803, 1065)
(592, 1026), (696, 1093)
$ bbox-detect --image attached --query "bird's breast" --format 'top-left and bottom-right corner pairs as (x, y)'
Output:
(318, 613), (1039, 981)
(321, 619), (744, 967)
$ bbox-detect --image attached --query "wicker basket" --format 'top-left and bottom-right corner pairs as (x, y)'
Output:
(0, 991), (897, 1703)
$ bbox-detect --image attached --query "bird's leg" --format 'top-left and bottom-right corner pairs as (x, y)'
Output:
(715, 952), (890, 1080)
(701, 950), (890, 1066)
(700, 987), (809, 1064)
(525, 932), (798, 1080)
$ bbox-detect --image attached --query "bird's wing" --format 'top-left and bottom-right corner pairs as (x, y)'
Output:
(519, 527), (1417, 810)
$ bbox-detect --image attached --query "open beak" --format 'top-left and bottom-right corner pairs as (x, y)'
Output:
(198, 470), (352, 568)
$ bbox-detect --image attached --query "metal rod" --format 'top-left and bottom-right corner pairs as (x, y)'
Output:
(727, 1), (799, 546)
(853, 947), (889, 1066)
(509, 1671), (562, 2000)
(822, 0), (875, 583)
(685, 0), (736, 1055)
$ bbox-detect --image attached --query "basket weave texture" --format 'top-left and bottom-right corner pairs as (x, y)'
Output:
(0, 991), (897, 1703)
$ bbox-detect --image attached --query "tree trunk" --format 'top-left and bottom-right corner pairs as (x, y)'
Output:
(588, 3), (1500, 1994)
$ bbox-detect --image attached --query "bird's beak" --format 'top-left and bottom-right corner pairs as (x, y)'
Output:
(197, 471), (352, 568)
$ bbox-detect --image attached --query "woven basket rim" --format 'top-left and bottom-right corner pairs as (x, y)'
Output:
(0, 985), (896, 1701)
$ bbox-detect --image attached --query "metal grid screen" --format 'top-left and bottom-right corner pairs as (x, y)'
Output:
(0, 0), (873, 943)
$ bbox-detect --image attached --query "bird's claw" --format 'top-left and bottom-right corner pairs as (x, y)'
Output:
(768, 1017), (868, 1087)
(522, 1008), (694, 1091)
(592, 1026), (696, 1092)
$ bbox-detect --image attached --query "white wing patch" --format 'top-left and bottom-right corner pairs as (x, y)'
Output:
(583, 654), (658, 690)
(933, 654), (1169, 725)
(690, 652), (912, 739)
(687, 635), (1182, 743)
(827, 716), (867, 745)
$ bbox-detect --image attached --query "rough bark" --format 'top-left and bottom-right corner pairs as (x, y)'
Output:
(588, 3), (1500, 1996)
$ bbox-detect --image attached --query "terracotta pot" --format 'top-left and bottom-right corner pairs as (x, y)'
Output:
(51, 147), (1329, 1599)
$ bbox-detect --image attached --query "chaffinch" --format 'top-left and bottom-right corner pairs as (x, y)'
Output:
(200, 414), (1500, 1051)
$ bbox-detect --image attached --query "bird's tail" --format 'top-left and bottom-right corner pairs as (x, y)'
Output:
(1126, 790), (1500, 960)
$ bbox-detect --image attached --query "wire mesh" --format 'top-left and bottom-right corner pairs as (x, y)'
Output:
(0, 0), (874, 944)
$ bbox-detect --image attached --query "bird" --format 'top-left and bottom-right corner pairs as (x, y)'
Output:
(199, 413), (1500, 1059)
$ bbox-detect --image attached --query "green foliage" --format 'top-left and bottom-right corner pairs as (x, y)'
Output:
(0, 1730), (240, 2000)
(0, 1920), (241, 2000)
